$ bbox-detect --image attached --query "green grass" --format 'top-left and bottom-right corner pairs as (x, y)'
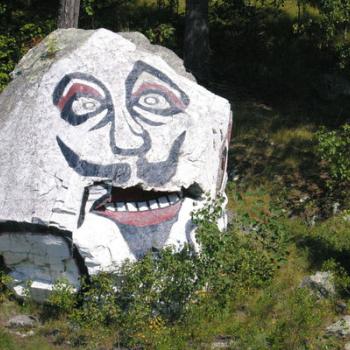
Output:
(0, 329), (60, 350)
(0, 329), (16, 350)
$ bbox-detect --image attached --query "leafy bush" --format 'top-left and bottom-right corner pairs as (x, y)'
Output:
(317, 0), (350, 42)
(0, 35), (17, 92)
(0, 271), (12, 303)
(316, 124), (350, 185)
(43, 194), (285, 348)
(47, 278), (76, 316)
(195, 222), (275, 307)
(322, 258), (350, 296)
(81, 0), (134, 30)
(145, 23), (176, 48)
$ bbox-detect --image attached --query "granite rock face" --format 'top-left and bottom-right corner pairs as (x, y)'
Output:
(300, 271), (335, 298)
(6, 315), (38, 329)
(326, 316), (350, 337)
(0, 28), (232, 301)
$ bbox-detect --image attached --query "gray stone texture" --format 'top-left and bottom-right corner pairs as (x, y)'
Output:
(6, 315), (37, 329)
(0, 28), (232, 301)
(327, 316), (350, 337)
(300, 271), (335, 298)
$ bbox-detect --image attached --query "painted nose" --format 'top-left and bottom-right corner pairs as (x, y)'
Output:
(109, 110), (151, 157)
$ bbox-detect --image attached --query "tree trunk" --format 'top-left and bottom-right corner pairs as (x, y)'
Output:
(184, 0), (210, 82)
(58, 0), (81, 28)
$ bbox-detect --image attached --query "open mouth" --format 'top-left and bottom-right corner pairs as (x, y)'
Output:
(92, 187), (183, 227)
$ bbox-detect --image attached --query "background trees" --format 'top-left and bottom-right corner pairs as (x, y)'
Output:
(57, 0), (80, 28)
(1, 0), (350, 102)
(184, 0), (209, 82)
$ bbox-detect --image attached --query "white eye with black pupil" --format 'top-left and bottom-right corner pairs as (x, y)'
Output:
(72, 97), (100, 115)
(139, 93), (169, 109)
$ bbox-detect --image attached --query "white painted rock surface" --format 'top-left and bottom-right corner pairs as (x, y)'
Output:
(0, 28), (232, 301)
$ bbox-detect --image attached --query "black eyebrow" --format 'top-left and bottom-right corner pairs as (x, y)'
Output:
(53, 72), (113, 127)
(53, 72), (108, 105)
(125, 61), (189, 110)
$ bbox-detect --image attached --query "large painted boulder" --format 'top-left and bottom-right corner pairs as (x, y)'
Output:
(0, 29), (232, 301)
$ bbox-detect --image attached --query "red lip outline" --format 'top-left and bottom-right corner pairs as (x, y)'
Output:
(93, 200), (182, 227)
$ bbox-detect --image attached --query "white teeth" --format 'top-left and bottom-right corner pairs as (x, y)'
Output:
(148, 199), (159, 210)
(158, 196), (169, 208)
(104, 193), (181, 212)
(126, 202), (138, 212)
(106, 203), (116, 211)
(138, 201), (148, 211)
(167, 194), (178, 204)
(116, 202), (127, 212)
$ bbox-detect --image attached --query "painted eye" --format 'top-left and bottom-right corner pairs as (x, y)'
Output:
(132, 83), (187, 117)
(138, 93), (170, 110)
(72, 97), (101, 115)
(53, 77), (112, 126)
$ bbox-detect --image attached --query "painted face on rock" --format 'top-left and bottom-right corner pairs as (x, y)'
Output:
(0, 29), (232, 300)
(52, 60), (195, 262)
(53, 61), (189, 183)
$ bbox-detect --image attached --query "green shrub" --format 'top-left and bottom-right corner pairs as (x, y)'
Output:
(40, 193), (286, 348)
(317, 0), (350, 42)
(145, 23), (176, 48)
(115, 248), (198, 347)
(0, 271), (13, 302)
(316, 124), (350, 185)
(0, 35), (17, 91)
(195, 222), (275, 307)
(47, 278), (76, 316)
(322, 258), (350, 296)
(0, 17), (54, 92)
(81, 0), (134, 30)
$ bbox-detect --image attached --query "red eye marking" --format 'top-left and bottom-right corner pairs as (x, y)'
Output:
(132, 82), (188, 111)
(57, 83), (102, 111)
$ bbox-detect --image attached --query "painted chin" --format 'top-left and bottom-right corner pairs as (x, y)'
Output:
(92, 187), (183, 227)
